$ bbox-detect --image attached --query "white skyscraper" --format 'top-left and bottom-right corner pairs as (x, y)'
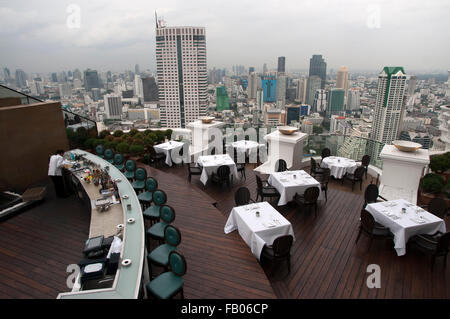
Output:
(134, 75), (144, 99)
(104, 94), (123, 119)
(347, 88), (361, 110)
(295, 77), (307, 103)
(155, 18), (207, 128)
(370, 67), (407, 144)
(276, 74), (286, 108)
(247, 72), (258, 100)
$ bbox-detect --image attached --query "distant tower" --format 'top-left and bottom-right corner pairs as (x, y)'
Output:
(336, 66), (349, 105)
(135, 64), (140, 75)
(247, 72), (258, 100)
(155, 17), (207, 128)
(306, 76), (322, 107)
(309, 55), (327, 89)
(104, 94), (123, 119)
(134, 74), (143, 99)
(263, 63), (268, 75)
(295, 77), (308, 104)
(407, 75), (417, 96)
(277, 56), (286, 74)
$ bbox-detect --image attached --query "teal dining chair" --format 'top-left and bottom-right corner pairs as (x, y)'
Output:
(146, 204), (175, 245)
(113, 153), (124, 171)
(132, 168), (147, 194)
(104, 149), (114, 164)
(143, 189), (167, 225)
(147, 225), (181, 279)
(138, 177), (158, 209)
(124, 159), (136, 181)
(95, 144), (105, 158)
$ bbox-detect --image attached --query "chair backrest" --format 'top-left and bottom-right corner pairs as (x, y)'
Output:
(168, 251), (187, 277)
(427, 197), (447, 219)
(321, 148), (331, 159)
(364, 184), (379, 204)
(272, 235), (293, 257)
(114, 153), (124, 165)
(310, 157), (317, 172)
(96, 144), (104, 156)
(152, 189), (167, 206)
(145, 177), (158, 192)
(361, 154), (371, 167)
(135, 168), (147, 181)
(125, 159), (136, 172)
(160, 204), (176, 224)
(436, 232), (450, 255)
(255, 174), (263, 191)
(321, 168), (330, 185)
(104, 149), (114, 160)
(353, 166), (365, 180)
(360, 209), (375, 234)
(235, 187), (251, 206)
(303, 187), (320, 204)
(164, 225), (181, 247)
(216, 165), (230, 179)
(275, 159), (287, 172)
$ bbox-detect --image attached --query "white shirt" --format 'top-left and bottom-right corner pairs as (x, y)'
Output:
(48, 154), (64, 176)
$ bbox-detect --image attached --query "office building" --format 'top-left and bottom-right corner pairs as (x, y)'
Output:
(135, 64), (140, 75)
(261, 75), (277, 102)
(370, 66), (407, 145)
(83, 69), (100, 91)
(58, 83), (72, 98)
(216, 86), (230, 111)
(3, 67), (11, 82)
(15, 69), (27, 88)
(286, 105), (300, 125)
(347, 88), (361, 110)
(134, 75), (144, 99)
(336, 66), (349, 104)
(407, 75), (417, 97)
(256, 88), (264, 111)
(309, 55), (327, 89)
(300, 104), (311, 116)
(156, 20), (207, 128)
(142, 77), (159, 102)
(313, 89), (327, 113)
(327, 88), (345, 116)
(104, 94), (122, 119)
(296, 77), (308, 103)
(247, 72), (259, 100)
(306, 76), (321, 106)
(263, 63), (268, 75)
(248, 67), (255, 74)
(73, 69), (82, 80)
(277, 56), (286, 73)
(276, 74), (286, 107)
(51, 73), (58, 83)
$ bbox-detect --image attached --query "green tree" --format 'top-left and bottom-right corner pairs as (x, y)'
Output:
(117, 142), (130, 154)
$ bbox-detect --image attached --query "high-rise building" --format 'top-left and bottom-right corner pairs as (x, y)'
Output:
(84, 69), (100, 91)
(73, 69), (82, 80)
(336, 66), (349, 105)
(309, 55), (327, 89)
(407, 75), (417, 97)
(263, 63), (268, 75)
(286, 105), (300, 125)
(347, 88), (361, 110)
(216, 86), (230, 111)
(313, 89), (327, 113)
(296, 77), (308, 103)
(3, 67), (11, 82)
(276, 74), (286, 107)
(256, 88), (264, 111)
(134, 75), (144, 99)
(370, 66), (407, 144)
(156, 20), (207, 128)
(261, 75), (277, 102)
(306, 75), (321, 106)
(104, 94), (122, 119)
(247, 72), (258, 100)
(135, 64), (140, 75)
(58, 83), (72, 98)
(15, 69), (27, 88)
(248, 67), (255, 74)
(51, 73), (58, 83)
(142, 77), (159, 102)
(327, 89), (345, 116)
(277, 56), (286, 74)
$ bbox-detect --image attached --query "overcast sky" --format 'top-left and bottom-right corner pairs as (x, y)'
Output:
(1, 0), (449, 74)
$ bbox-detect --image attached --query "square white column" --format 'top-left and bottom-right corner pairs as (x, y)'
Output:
(187, 120), (225, 161)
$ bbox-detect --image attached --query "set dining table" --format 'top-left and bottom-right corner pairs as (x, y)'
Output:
(268, 170), (323, 206)
(230, 140), (264, 156)
(224, 201), (295, 260)
(196, 154), (239, 185)
(153, 141), (185, 167)
(365, 198), (446, 256)
(320, 156), (357, 179)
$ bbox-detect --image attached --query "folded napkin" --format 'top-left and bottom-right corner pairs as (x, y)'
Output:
(262, 221), (277, 228)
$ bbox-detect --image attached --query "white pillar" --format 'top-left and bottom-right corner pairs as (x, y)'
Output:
(254, 130), (308, 174)
(379, 145), (430, 204)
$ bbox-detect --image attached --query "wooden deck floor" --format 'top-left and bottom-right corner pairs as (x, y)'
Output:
(157, 161), (450, 299)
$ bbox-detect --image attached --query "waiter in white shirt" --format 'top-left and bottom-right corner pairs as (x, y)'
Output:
(48, 149), (67, 198)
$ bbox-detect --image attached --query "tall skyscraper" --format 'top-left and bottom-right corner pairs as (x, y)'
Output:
(15, 69), (27, 88)
(263, 63), (268, 75)
(51, 73), (58, 83)
(84, 69), (100, 91)
(313, 89), (327, 113)
(309, 55), (327, 89)
(276, 74), (286, 107)
(156, 19), (207, 128)
(306, 75), (322, 106)
(73, 69), (82, 80)
(327, 88), (345, 116)
(336, 66), (349, 105)
(142, 77), (159, 102)
(247, 72), (258, 100)
(134, 74), (144, 99)
(370, 66), (407, 144)
(296, 77), (308, 103)
(216, 86), (230, 111)
(277, 56), (286, 73)
(261, 75), (277, 102)
(256, 88), (264, 111)
(3, 67), (11, 82)
(407, 75), (417, 96)
(104, 94), (123, 119)
(347, 88), (361, 110)
(135, 64), (140, 75)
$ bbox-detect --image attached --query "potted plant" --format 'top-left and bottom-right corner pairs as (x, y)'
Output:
(418, 173), (446, 206)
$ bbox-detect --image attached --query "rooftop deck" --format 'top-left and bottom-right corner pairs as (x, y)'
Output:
(0, 161), (449, 299)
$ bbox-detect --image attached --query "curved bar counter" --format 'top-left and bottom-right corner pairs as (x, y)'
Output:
(57, 149), (145, 299)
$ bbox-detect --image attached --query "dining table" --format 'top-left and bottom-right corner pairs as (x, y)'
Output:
(365, 198), (446, 256)
(320, 156), (357, 179)
(196, 154), (239, 185)
(268, 170), (323, 206)
(153, 141), (184, 166)
(224, 201), (295, 260)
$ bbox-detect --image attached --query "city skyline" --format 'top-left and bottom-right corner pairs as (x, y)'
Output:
(1, 0), (449, 73)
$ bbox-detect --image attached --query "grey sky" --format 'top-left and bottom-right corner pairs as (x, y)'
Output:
(1, 0), (449, 74)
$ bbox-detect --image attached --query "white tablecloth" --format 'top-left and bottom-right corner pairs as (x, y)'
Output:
(321, 156), (357, 179)
(224, 201), (295, 260)
(268, 170), (322, 206)
(365, 199), (446, 256)
(196, 154), (238, 185)
(154, 141), (184, 166)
